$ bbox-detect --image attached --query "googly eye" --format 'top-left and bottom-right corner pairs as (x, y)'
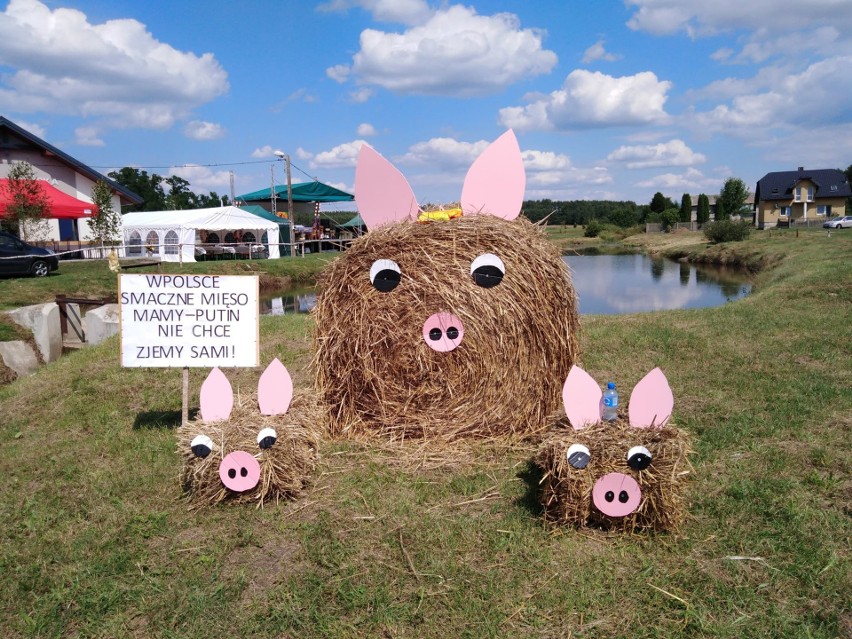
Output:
(566, 443), (591, 469)
(470, 253), (505, 288)
(627, 445), (652, 471)
(369, 259), (401, 292)
(257, 427), (277, 450)
(190, 434), (213, 458)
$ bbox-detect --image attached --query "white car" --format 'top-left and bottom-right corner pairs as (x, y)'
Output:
(823, 215), (852, 229)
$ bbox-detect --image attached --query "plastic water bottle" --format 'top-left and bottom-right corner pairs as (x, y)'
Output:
(602, 382), (619, 421)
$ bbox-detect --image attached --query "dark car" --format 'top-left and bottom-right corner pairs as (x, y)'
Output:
(0, 230), (59, 277)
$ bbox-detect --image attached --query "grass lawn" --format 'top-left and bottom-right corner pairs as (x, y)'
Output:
(0, 228), (849, 638)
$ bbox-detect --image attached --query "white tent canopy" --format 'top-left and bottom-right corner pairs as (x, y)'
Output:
(121, 206), (281, 262)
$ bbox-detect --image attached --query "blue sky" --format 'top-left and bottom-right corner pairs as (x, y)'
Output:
(1, 0), (851, 210)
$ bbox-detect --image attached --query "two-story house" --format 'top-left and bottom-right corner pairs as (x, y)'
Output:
(754, 167), (850, 229)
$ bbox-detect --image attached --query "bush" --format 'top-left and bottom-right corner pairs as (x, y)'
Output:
(660, 208), (680, 232)
(584, 219), (603, 237)
(703, 219), (752, 243)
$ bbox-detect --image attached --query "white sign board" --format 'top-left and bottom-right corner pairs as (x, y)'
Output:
(119, 274), (259, 367)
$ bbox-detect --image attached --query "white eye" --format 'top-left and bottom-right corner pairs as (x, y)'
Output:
(370, 259), (401, 292)
(566, 443), (591, 469)
(190, 434), (213, 458)
(470, 253), (505, 288)
(627, 445), (652, 471)
(257, 427), (277, 450)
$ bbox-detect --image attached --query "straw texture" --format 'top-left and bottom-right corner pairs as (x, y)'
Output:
(312, 215), (580, 441)
(537, 417), (693, 532)
(177, 392), (320, 507)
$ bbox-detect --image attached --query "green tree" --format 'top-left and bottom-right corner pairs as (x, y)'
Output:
(108, 167), (166, 212)
(696, 194), (711, 224)
(660, 207), (680, 232)
(844, 164), (852, 213)
(89, 180), (121, 246)
(679, 193), (692, 223)
(164, 175), (195, 210)
(714, 199), (726, 221)
(650, 192), (670, 214)
(718, 177), (750, 220)
(2, 161), (50, 238)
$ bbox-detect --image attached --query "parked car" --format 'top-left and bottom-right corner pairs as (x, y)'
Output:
(823, 215), (852, 229)
(0, 230), (59, 277)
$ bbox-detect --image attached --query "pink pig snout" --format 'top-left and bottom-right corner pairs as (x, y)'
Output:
(592, 472), (642, 517)
(219, 450), (261, 492)
(422, 312), (465, 352)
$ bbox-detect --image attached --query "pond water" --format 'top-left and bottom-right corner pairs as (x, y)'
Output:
(259, 254), (751, 316)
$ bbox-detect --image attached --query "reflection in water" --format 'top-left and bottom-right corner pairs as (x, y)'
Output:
(260, 255), (752, 316)
(261, 289), (317, 315)
(564, 254), (751, 315)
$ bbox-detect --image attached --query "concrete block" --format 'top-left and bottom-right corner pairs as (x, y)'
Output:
(83, 304), (120, 346)
(0, 340), (40, 377)
(6, 303), (62, 363)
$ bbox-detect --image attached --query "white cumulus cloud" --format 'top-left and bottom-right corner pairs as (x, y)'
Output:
(0, 0), (229, 130)
(607, 139), (706, 169)
(499, 70), (671, 131)
(344, 5), (557, 97)
(318, 0), (433, 26)
(168, 164), (232, 195)
(356, 123), (377, 137)
(582, 39), (622, 63)
(74, 126), (104, 147)
(311, 140), (367, 168)
(184, 120), (225, 141)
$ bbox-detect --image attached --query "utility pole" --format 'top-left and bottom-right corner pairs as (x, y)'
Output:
(285, 154), (294, 257)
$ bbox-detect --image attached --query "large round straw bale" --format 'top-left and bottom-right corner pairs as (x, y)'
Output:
(312, 215), (579, 440)
(177, 392), (320, 507)
(536, 418), (693, 532)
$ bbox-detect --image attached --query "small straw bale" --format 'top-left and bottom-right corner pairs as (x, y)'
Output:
(536, 417), (693, 533)
(177, 392), (321, 508)
(312, 215), (580, 441)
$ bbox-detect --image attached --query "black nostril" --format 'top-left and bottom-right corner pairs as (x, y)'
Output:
(446, 327), (459, 340)
(605, 491), (614, 503)
(240, 467), (248, 477)
(228, 468), (236, 479)
(429, 328), (442, 341)
(618, 491), (629, 503)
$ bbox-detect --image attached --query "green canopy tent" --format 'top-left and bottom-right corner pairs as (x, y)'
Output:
(340, 214), (365, 228)
(237, 181), (354, 205)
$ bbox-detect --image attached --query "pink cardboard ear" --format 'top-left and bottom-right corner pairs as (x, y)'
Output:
(258, 358), (293, 416)
(562, 365), (603, 430)
(200, 367), (233, 422)
(628, 368), (674, 429)
(460, 130), (525, 220)
(355, 144), (420, 230)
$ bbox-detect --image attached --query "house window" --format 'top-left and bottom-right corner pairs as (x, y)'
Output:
(145, 231), (160, 255)
(817, 205), (831, 216)
(807, 187), (814, 201)
(128, 231), (142, 255)
(164, 230), (179, 254)
(780, 206), (792, 216)
(794, 188), (801, 202)
(830, 184), (838, 192)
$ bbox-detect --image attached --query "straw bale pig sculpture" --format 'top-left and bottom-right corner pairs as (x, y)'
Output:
(537, 366), (692, 532)
(177, 359), (318, 506)
(313, 131), (580, 440)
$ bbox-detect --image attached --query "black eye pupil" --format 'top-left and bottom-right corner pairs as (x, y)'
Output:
(605, 491), (615, 502)
(373, 269), (400, 292)
(228, 468), (236, 479)
(628, 453), (652, 471)
(446, 327), (459, 340)
(472, 265), (503, 288)
(568, 452), (590, 469)
(618, 491), (629, 503)
(259, 436), (276, 450)
(240, 467), (248, 477)
(429, 328), (442, 341)
(191, 444), (211, 458)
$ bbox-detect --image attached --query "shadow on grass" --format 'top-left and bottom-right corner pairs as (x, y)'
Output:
(514, 458), (544, 518)
(133, 408), (197, 430)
